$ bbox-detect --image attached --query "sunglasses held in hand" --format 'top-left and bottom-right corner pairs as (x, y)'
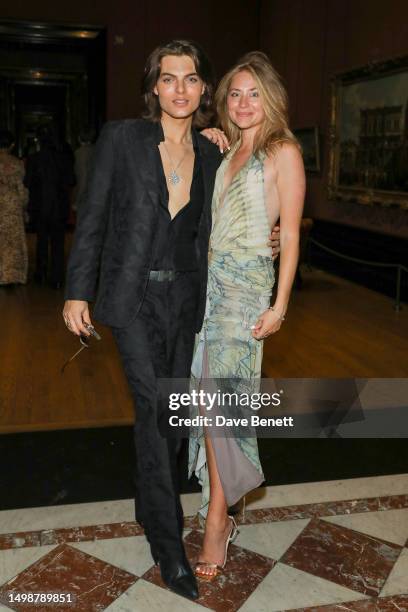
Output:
(61, 323), (102, 374)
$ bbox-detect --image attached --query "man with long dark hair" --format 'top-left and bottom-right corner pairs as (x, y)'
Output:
(63, 40), (222, 600)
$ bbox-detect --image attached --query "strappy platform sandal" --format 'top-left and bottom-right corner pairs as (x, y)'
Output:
(195, 515), (239, 580)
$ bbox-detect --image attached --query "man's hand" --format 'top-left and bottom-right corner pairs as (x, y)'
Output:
(200, 128), (230, 154)
(269, 224), (280, 260)
(63, 300), (92, 337)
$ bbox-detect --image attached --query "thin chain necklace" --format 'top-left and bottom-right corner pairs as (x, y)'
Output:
(162, 139), (190, 185)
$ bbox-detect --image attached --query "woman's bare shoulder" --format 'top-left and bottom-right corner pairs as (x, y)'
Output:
(266, 144), (304, 188)
(266, 141), (302, 165)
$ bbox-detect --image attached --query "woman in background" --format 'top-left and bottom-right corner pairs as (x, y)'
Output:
(189, 52), (305, 579)
(0, 130), (28, 286)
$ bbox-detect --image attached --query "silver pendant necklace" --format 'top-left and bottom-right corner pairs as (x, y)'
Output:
(162, 140), (189, 185)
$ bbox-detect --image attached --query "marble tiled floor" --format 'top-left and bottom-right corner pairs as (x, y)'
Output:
(0, 474), (407, 611)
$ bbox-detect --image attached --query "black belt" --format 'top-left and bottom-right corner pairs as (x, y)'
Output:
(148, 270), (177, 282)
(149, 269), (198, 281)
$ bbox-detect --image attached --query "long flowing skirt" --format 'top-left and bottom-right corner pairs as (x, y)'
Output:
(188, 249), (274, 519)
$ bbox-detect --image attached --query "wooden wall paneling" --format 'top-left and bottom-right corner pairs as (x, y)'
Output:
(259, 0), (290, 77)
(206, 0), (260, 79)
(259, 0), (408, 238)
(143, 0), (212, 59)
(141, 0), (260, 85)
(388, 0), (408, 57)
(319, 0), (408, 236)
(1, 0), (264, 119)
(2, 1), (407, 233)
(0, 0), (145, 120)
(307, 0), (347, 221)
(344, 0), (407, 66)
(284, 0), (302, 125)
(106, 2), (146, 119)
(294, 0), (326, 127)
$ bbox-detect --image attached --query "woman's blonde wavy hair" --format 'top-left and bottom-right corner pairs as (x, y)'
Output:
(215, 51), (299, 157)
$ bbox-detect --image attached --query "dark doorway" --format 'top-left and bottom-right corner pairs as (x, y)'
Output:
(15, 83), (67, 157)
(0, 20), (106, 157)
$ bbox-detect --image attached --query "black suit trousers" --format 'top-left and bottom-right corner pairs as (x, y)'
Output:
(111, 271), (200, 561)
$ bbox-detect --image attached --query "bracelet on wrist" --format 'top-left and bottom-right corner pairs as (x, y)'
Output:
(268, 306), (286, 321)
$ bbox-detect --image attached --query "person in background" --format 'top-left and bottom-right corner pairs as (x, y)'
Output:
(23, 137), (38, 160)
(24, 137), (40, 231)
(24, 126), (75, 289)
(0, 130), (28, 286)
(73, 128), (95, 214)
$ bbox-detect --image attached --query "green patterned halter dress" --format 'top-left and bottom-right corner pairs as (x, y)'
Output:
(188, 149), (275, 519)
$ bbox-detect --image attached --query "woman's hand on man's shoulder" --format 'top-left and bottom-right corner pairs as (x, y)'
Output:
(200, 128), (230, 154)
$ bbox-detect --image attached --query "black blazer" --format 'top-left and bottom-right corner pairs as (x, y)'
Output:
(64, 119), (222, 330)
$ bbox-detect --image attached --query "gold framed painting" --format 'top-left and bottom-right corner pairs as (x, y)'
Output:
(294, 127), (320, 173)
(328, 55), (408, 209)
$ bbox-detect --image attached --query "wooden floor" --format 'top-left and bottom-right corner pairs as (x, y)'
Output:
(1, 244), (407, 432)
(262, 268), (407, 378)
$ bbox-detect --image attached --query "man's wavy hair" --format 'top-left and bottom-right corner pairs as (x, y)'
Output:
(142, 39), (214, 128)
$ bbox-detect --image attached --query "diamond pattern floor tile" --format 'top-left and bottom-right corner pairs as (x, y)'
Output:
(286, 593), (408, 611)
(142, 530), (274, 612)
(281, 518), (402, 597)
(323, 507), (408, 546)
(1, 486), (407, 611)
(72, 535), (155, 578)
(234, 519), (310, 560)
(0, 544), (137, 611)
(0, 546), (56, 586)
(106, 578), (210, 611)
(380, 547), (408, 597)
(238, 561), (369, 612)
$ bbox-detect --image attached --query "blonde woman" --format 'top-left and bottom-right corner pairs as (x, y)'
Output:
(189, 52), (305, 579)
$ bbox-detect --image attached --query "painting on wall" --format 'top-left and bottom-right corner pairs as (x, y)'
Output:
(294, 127), (320, 172)
(328, 55), (408, 209)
